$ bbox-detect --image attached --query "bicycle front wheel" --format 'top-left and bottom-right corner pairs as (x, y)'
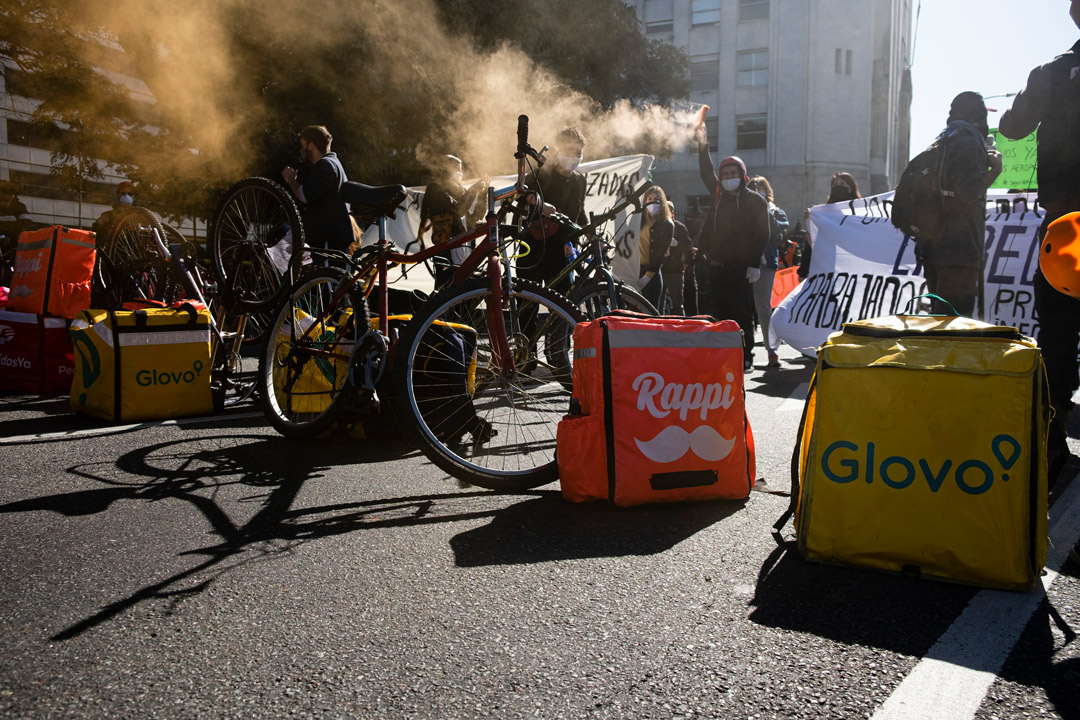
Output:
(258, 270), (367, 438)
(570, 280), (658, 319)
(393, 277), (585, 491)
(209, 177), (304, 313)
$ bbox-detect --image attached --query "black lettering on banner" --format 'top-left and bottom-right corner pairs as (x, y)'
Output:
(859, 274), (885, 318)
(878, 276), (925, 315)
(586, 174), (600, 196)
(615, 229), (635, 259)
(987, 224), (1032, 286)
(992, 287), (1035, 321)
(817, 273), (856, 328)
(891, 234), (922, 276)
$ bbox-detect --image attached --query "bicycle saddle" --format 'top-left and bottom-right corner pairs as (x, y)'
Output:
(342, 182), (408, 219)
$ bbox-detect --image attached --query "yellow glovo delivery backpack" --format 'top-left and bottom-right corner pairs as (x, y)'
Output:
(774, 311), (1050, 591)
(69, 303), (213, 422)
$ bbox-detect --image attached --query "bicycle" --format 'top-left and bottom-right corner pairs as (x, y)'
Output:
(92, 208), (257, 408)
(524, 181), (659, 319)
(258, 115), (586, 491)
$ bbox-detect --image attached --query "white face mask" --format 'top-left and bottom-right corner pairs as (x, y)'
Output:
(119, 194), (134, 206)
(645, 202), (661, 216)
(755, 189), (767, 200)
(721, 177), (742, 193)
(558, 153), (581, 173)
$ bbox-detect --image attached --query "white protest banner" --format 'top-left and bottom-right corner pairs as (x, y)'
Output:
(369, 154), (653, 293)
(771, 190), (1043, 357)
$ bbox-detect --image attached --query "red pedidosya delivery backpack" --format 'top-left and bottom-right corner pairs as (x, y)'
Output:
(557, 312), (755, 506)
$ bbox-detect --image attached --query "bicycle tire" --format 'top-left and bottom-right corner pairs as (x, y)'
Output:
(96, 208), (173, 304)
(209, 177), (304, 313)
(569, 280), (658, 320)
(258, 270), (368, 438)
(392, 276), (585, 491)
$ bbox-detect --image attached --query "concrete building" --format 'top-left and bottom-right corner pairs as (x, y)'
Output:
(628, 0), (912, 229)
(0, 42), (201, 238)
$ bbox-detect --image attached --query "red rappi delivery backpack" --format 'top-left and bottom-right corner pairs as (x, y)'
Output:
(557, 312), (755, 506)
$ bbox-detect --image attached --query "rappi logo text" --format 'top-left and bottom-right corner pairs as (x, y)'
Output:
(631, 371), (739, 464)
(820, 434), (1022, 496)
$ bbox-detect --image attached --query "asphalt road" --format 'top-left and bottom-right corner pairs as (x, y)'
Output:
(1, 340), (1078, 719)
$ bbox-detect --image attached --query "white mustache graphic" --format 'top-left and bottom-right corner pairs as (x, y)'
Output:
(634, 425), (736, 463)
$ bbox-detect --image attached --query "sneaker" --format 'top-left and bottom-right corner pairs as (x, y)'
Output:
(767, 352), (780, 368)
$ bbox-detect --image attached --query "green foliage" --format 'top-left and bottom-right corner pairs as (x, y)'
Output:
(1, 0), (688, 223)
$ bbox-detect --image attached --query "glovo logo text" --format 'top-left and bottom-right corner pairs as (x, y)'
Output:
(136, 361), (204, 387)
(820, 434), (1022, 496)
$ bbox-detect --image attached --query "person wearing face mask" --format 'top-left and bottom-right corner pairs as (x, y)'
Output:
(916, 92), (1002, 317)
(695, 131), (771, 371)
(416, 154), (489, 290)
(281, 125), (353, 251)
(798, 173), (862, 280)
(92, 180), (139, 242)
(637, 186), (674, 309)
(747, 176), (788, 368)
(517, 125), (588, 296)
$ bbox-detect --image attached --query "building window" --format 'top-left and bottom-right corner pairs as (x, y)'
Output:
(704, 117), (719, 152)
(6, 168), (117, 207)
(691, 0), (721, 26)
(691, 59), (719, 93)
(739, 0), (769, 22)
(736, 114), (767, 150)
(737, 50), (769, 87)
(646, 20), (674, 36)
(835, 49), (853, 75)
(5, 117), (67, 152)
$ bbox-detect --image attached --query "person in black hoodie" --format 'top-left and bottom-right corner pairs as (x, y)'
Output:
(696, 136), (770, 370)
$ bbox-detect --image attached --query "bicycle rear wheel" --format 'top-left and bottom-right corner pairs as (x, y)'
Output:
(209, 177), (304, 313)
(570, 280), (658, 319)
(392, 276), (585, 491)
(258, 270), (368, 438)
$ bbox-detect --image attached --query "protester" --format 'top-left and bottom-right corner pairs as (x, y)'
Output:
(798, 174), (862, 280)
(281, 125), (353, 251)
(516, 126), (587, 296)
(416, 155), (489, 289)
(637, 185), (673, 309)
(1000, 2), (1080, 514)
(695, 130), (770, 370)
(91, 180), (138, 241)
(662, 200), (693, 315)
(917, 92), (1002, 317)
(747, 176), (789, 368)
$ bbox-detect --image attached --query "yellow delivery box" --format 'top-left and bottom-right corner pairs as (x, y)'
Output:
(779, 314), (1049, 590)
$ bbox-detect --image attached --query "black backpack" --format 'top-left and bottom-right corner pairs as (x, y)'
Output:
(891, 138), (951, 238)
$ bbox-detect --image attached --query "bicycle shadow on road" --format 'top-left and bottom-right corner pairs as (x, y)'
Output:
(0, 432), (431, 640)
(748, 544), (978, 658)
(451, 495), (746, 567)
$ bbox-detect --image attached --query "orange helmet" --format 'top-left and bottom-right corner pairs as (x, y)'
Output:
(1040, 212), (1080, 297)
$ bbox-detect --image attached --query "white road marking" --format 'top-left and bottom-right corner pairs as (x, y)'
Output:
(871, 476), (1080, 720)
(777, 382), (810, 412)
(0, 412), (263, 445)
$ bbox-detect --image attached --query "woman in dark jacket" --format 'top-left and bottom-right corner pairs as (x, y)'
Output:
(638, 185), (674, 310)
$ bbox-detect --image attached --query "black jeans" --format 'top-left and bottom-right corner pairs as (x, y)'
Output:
(707, 263), (755, 364)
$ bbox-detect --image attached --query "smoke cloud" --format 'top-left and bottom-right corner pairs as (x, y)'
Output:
(52, 0), (701, 186)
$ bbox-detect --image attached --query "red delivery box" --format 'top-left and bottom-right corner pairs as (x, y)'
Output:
(558, 312), (755, 506)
